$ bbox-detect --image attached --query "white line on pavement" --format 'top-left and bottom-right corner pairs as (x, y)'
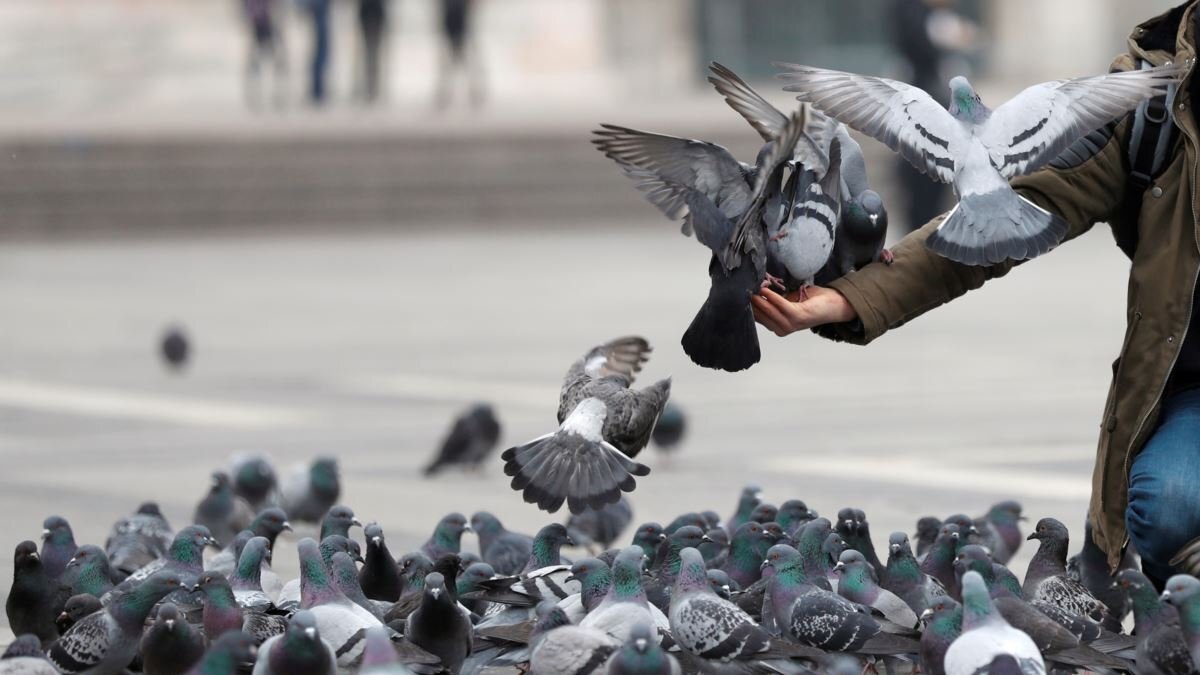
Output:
(338, 373), (556, 409)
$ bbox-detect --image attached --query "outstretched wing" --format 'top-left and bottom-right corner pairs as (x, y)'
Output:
(776, 63), (961, 184)
(981, 63), (1184, 177)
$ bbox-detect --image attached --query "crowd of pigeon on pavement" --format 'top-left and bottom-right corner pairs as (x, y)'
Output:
(6, 60), (1200, 674)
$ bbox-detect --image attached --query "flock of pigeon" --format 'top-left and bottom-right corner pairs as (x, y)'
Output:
(10, 456), (1200, 675)
(593, 61), (1183, 373)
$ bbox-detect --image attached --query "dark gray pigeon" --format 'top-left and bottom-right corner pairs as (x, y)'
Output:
(139, 603), (205, 675)
(424, 403), (502, 475)
(251, 610), (336, 675)
(567, 496), (634, 551)
(915, 517), (943, 560)
(406, 572), (473, 675)
(39, 516), (77, 582)
(1067, 519), (1135, 623)
(280, 457), (341, 524)
(836, 508), (885, 582)
(187, 631), (258, 675)
(6, 541), (58, 647)
(56, 594), (102, 635)
(229, 454), (279, 512)
(604, 622), (681, 675)
(105, 502), (174, 577)
(816, 189), (891, 285)
(471, 512), (533, 576)
(420, 512), (470, 560)
(47, 571), (185, 674)
(630, 523), (666, 561)
(1114, 569), (1190, 675)
(193, 472), (255, 548)
(649, 403), (686, 455)
(161, 325), (190, 371)
(359, 523), (402, 602)
(1, 634), (57, 674)
(318, 505), (361, 541)
(295, 538), (381, 668)
(883, 532), (944, 616)
(503, 337), (669, 513)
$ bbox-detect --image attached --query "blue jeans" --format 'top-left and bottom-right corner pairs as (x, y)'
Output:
(1127, 388), (1200, 582)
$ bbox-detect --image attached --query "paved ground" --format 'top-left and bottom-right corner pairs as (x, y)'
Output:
(0, 221), (1130, 640)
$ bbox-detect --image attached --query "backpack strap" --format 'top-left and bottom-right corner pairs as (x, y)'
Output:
(1117, 59), (1180, 257)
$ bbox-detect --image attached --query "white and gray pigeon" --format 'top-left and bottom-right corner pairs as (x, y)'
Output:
(502, 337), (669, 514)
(296, 537), (382, 667)
(0, 634), (58, 675)
(776, 61), (1184, 265)
(944, 570), (1046, 675)
(581, 547), (658, 644)
(529, 601), (620, 675)
(668, 547), (773, 663)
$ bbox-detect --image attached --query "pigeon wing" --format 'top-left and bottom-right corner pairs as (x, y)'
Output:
(560, 337), (652, 416)
(981, 63), (1185, 178)
(776, 63), (961, 184)
(48, 611), (114, 673)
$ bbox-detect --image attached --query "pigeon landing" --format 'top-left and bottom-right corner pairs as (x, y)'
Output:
(777, 61), (1184, 265)
(502, 337), (668, 513)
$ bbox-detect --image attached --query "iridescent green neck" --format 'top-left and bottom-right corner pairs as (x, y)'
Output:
(75, 562), (111, 596)
(581, 567), (612, 609)
(529, 536), (559, 568)
(611, 559), (645, 601)
(887, 554), (919, 584)
(929, 607), (963, 641)
(434, 525), (462, 554)
(234, 548), (264, 587)
(1130, 583), (1172, 632)
(729, 535), (762, 574)
(838, 563), (872, 599)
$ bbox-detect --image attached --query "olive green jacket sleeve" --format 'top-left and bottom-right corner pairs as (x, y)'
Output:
(821, 115), (1133, 344)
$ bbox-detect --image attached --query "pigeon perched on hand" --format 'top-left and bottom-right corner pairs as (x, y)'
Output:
(502, 337), (669, 513)
(424, 403), (502, 476)
(777, 61), (1184, 265)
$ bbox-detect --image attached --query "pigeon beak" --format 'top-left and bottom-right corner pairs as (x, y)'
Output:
(832, 562), (845, 573)
(1162, 590), (1172, 602)
(191, 583), (202, 592)
(869, 213), (879, 225)
(351, 518), (363, 528)
(282, 521), (293, 532)
(41, 529), (50, 540)
(968, 526), (978, 535)
(205, 537), (219, 547)
(354, 553), (365, 564)
(430, 588), (442, 599)
(1026, 532), (1038, 541)
(29, 551), (39, 561)
(371, 536), (382, 545)
(565, 536), (576, 547)
(166, 619), (175, 629)
(920, 608), (933, 622)
(634, 638), (648, 653)
(462, 525), (474, 534)
(57, 611), (69, 623)
(657, 534), (667, 542)
(760, 559), (770, 571)
(701, 535), (714, 544)
(890, 544), (900, 554)
(304, 627), (317, 639)
(1110, 581), (1121, 590)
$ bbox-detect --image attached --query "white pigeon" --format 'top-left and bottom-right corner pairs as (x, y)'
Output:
(944, 571), (1045, 675)
(777, 61), (1184, 265)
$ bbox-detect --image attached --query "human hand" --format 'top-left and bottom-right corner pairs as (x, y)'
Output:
(751, 286), (857, 337)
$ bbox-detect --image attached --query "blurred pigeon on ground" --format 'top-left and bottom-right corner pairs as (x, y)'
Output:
(528, 601), (618, 675)
(920, 596), (962, 675)
(105, 502), (174, 577)
(1068, 519), (1135, 622)
(193, 472), (255, 548)
(748, 503), (777, 525)
(471, 512), (533, 576)
(725, 485), (762, 536)
(915, 517), (942, 560)
(186, 631), (258, 675)
(1024, 518), (1116, 629)
(974, 500), (1025, 565)
(945, 570), (1045, 674)
(777, 62), (1184, 265)
(568, 496), (634, 552)
(39, 516), (77, 582)
(229, 455), (279, 512)
(407, 572), (473, 674)
(318, 505), (361, 540)
(47, 571), (185, 674)
(280, 457), (341, 524)
(649, 403), (686, 456)
(6, 541), (58, 647)
(251, 610), (336, 675)
(140, 603), (205, 675)
(0, 634), (57, 674)
(56, 594), (102, 635)
(1114, 569), (1190, 675)
(777, 500), (818, 537)
(360, 523), (402, 602)
(424, 403), (502, 476)
(420, 512), (471, 560)
(161, 325), (190, 371)
(503, 337), (668, 513)
(605, 622), (681, 675)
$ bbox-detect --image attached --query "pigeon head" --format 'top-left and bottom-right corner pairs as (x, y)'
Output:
(2, 634), (44, 659)
(194, 571), (234, 595)
(200, 631), (258, 673)
(915, 516), (942, 543)
(986, 500), (1024, 524)
(137, 502), (166, 517)
(700, 511), (721, 530)
(761, 544), (803, 573)
(122, 571), (185, 621)
(944, 514), (976, 536)
(59, 593), (102, 630)
(470, 511), (502, 538)
(626, 622), (657, 655)
(432, 554), (463, 588)
(920, 596), (963, 638)
(318, 535), (360, 569)
(888, 532), (912, 557)
(952, 544), (994, 583)
(666, 512), (707, 534)
(632, 522), (666, 557)
(822, 532), (848, 564)
(156, 603), (183, 631)
(749, 503), (778, 524)
(668, 526), (707, 552)
(948, 76), (987, 122)
(1114, 568), (1171, 628)
(762, 522), (789, 545)
(283, 609), (322, 646)
(207, 471), (232, 493)
(844, 190), (888, 240)
(251, 507), (292, 543)
(359, 625), (402, 670)
(1161, 575), (1200, 612)
(1027, 517), (1069, 544)
(42, 515), (74, 542)
(528, 523), (573, 570)
(329, 552), (365, 597)
(298, 537), (341, 607)
(12, 540), (40, 570)
(400, 552), (435, 594)
(611, 546), (649, 599)
(735, 485), (763, 515)
(232, 537), (271, 590)
(457, 562), (496, 595)
(673, 547), (710, 592)
(459, 551), (481, 566)
(364, 522), (385, 548)
(423, 572), (449, 602)
(319, 505), (361, 540)
(959, 570), (1000, 629)
(777, 500), (817, 533)
(707, 569), (737, 599)
(170, 525), (218, 566)
(432, 512), (471, 552)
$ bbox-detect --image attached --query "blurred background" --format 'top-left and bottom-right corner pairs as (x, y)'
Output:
(0, 0), (1181, 638)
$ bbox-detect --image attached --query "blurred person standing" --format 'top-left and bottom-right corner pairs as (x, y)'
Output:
(357, 0), (390, 104)
(242, 0), (288, 109)
(435, 0), (485, 109)
(886, 0), (976, 232)
(298, 0), (333, 105)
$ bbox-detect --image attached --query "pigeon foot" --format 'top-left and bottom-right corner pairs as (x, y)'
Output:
(879, 249), (895, 265)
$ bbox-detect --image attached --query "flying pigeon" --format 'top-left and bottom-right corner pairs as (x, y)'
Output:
(944, 570), (1046, 675)
(471, 512), (534, 576)
(104, 502), (175, 577)
(160, 325), (190, 371)
(777, 61), (1184, 265)
(502, 337), (669, 513)
(424, 403), (502, 475)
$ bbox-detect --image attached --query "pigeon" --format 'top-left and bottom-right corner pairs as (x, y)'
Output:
(645, 526), (708, 612)
(503, 337), (668, 512)
(47, 571), (185, 674)
(105, 502), (175, 576)
(358, 624), (415, 675)
(664, 513), (707, 536)
(528, 601), (619, 675)
(835, 507), (885, 582)
(1023, 518), (1115, 628)
(669, 547), (778, 663)
(318, 505), (361, 541)
(56, 545), (116, 608)
(605, 622), (681, 675)
(522, 524), (575, 575)
(206, 507), (291, 577)
(777, 61), (1184, 265)
(592, 99), (806, 372)
(116, 525), (216, 616)
(792, 518), (835, 590)
(56, 594), (102, 635)
(834, 549), (919, 629)
(0, 634), (57, 675)
(280, 457), (341, 524)
(424, 403), (502, 475)
(560, 557), (613, 621)
(1068, 519), (1136, 622)
(748, 503), (778, 525)
(229, 455), (279, 512)
(263, 532), (362, 616)
(397, 552), (435, 600)
(193, 472), (255, 548)
(631, 523), (667, 560)
(725, 486), (762, 536)
(251, 610), (336, 675)
(1161, 575), (1200, 668)
(776, 500), (818, 537)
(420, 513), (471, 560)
(1114, 569), (1190, 675)
(816, 188), (892, 284)
(360, 523), (403, 602)
(471, 512), (533, 576)
(567, 496), (634, 552)
(720, 521), (776, 589)
(384, 554), (465, 625)
(39, 516), (77, 582)
(698, 529), (728, 569)
(296, 537), (381, 667)
(457, 562), (497, 616)
(945, 570), (1046, 674)
(161, 325), (190, 371)
(196, 571), (287, 645)
(915, 517), (943, 560)
(185, 631), (259, 675)
(649, 403), (686, 456)
(581, 547), (657, 643)
(230, 537), (276, 612)
(884, 531), (944, 615)
(920, 597), (963, 675)
(764, 135), (844, 297)
(329, 551), (387, 620)
(6, 542), (57, 647)
(922, 523), (963, 599)
(407, 572), (473, 674)
(706, 569), (738, 600)
(140, 603), (206, 675)
(974, 500), (1025, 565)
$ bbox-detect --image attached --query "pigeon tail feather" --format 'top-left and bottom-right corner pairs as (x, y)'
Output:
(501, 431), (649, 515)
(928, 188), (1068, 266)
(681, 260), (761, 373)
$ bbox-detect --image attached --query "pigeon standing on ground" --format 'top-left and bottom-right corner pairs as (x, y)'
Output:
(631, 523), (667, 561)
(185, 631), (258, 675)
(229, 537), (275, 612)
(105, 502), (175, 577)
(581, 547), (657, 643)
(1023, 518), (1114, 628)
(776, 500), (818, 537)
(649, 403), (686, 456)
(420, 512), (471, 560)
(424, 403), (502, 475)
(47, 571), (185, 674)
(472, 512), (533, 576)
(6, 541), (58, 647)
(193, 472), (255, 548)
(407, 572), (473, 675)
(502, 337), (669, 513)
(39, 516), (77, 582)
(920, 597), (963, 675)
(0, 634), (58, 674)
(1068, 519), (1136, 622)
(140, 603), (206, 675)
(567, 496), (634, 552)
(360, 523), (403, 602)
(975, 501), (1025, 565)
(230, 455), (279, 511)
(1161, 575), (1200, 668)
(605, 622), (681, 675)
(776, 61), (1184, 265)
(834, 549), (919, 629)
(161, 325), (190, 371)
(1114, 569), (1191, 675)
(669, 547), (777, 664)
(296, 538), (381, 667)
(945, 570), (1046, 675)
(528, 601), (619, 675)
(56, 594), (102, 635)
(251, 610), (336, 675)
(281, 457), (341, 524)
(884, 531), (943, 615)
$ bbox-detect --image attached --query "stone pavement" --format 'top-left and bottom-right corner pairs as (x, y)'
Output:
(0, 219), (1130, 640)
